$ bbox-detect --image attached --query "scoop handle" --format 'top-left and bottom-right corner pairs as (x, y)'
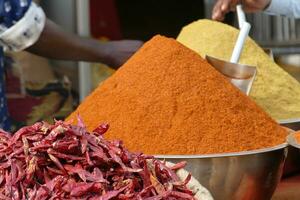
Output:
(237, 4), (246, 29)
(230, 22), (251, 63)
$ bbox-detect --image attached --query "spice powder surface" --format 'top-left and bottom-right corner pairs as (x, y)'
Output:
(67, 35), (287, 155)
(177, 19), (300, 120)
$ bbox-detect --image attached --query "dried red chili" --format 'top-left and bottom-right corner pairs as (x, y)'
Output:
(0, 118), (198, 199)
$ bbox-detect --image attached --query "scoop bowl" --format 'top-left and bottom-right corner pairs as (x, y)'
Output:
(206, 55), (257, 95)
(155, 143), (288, 200)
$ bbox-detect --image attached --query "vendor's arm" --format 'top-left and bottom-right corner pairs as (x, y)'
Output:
(0, 1), (142, 69)
(27, 19), (143, 68)
(212, 0), (300, 21)
(212, 0), (271, 21)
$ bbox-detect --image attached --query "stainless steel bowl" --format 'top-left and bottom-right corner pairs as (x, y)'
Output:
(277, 125), (300, 176)
(279, 119), (300, 131)
(155, 143), (288, 200)
(284, 132), (300, 177)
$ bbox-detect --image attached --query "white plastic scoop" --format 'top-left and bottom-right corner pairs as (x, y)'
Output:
(236, 4), (246, 29)
(206, 5), (256, 95)
(231, 4), (251, 63)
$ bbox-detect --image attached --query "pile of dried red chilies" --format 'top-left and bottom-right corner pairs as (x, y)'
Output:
(0, 119), (196, 199)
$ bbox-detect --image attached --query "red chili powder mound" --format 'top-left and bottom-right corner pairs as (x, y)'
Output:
(294, 132), (300, 144)
(67, 35), (287, 155)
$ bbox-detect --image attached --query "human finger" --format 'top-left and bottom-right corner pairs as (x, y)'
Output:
(212, 0), (229, 21)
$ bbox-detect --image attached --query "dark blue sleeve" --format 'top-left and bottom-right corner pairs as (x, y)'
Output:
(0, 0), (32, 28)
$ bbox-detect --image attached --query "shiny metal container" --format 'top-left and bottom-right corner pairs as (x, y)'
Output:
(279, 121), (300, 176)
(279, 119), (300, 131)
(156, 143), (288, 200)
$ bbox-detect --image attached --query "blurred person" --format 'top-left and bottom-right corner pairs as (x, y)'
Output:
(212, 0), (300, 21)
(0, 0), (143, 130)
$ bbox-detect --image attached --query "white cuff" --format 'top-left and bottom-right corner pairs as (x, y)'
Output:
(0, 2), (46, 52)
(264, 0), (300, 18)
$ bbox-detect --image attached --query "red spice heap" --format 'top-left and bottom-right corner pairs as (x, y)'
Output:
(0, 120), (197, 199)
(67, 35), (287, 155)
(294, 131), (300, 144)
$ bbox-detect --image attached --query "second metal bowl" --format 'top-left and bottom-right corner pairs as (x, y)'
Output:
(156, 143), (288, 200)
(279, 118), (300, 131)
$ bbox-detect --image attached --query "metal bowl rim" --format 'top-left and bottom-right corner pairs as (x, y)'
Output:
(154, 142), (288, 159)
(278, 118), (300, 124)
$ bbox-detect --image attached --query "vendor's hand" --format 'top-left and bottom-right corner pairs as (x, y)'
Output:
(104, 40), (143, 68)
(212, 0), (271, 21)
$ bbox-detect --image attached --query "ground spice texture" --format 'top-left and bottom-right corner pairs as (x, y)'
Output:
(177, 19), (300, 120)
(67, 35), (287, 155)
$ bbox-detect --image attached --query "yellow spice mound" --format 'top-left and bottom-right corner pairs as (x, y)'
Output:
(177, 19), (300, 120)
